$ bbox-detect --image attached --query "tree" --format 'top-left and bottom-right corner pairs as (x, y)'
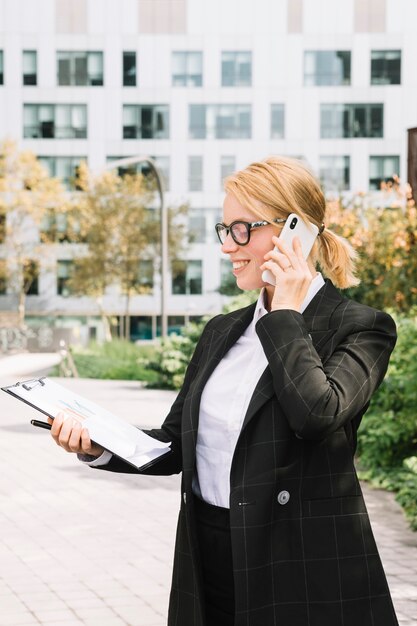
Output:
(0, 140), (67, 325)
(67, 162), (188, 340)
(325, 180), (417, 312)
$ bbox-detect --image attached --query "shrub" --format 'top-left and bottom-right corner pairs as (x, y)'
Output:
(143, 322), (207, 390)
(357, 314), (417, 529)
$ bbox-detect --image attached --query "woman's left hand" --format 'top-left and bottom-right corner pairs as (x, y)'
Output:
(261, 236), (314, 312)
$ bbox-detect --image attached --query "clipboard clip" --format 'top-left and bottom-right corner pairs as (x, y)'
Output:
(20, 377), (46, 391)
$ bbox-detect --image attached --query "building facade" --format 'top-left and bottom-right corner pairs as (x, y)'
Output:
(0, 0), (416, 340)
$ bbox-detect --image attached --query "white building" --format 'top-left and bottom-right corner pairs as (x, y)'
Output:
(0, 0), (416, 340)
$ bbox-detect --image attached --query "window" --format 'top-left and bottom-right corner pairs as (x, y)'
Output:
(24, 260), (39, 296)
(371, 50), (401, 85)
(271, 104), (285, 139)
(123, 51), (136, 86)
(23, 51), (37, 85)
(189, 104), (251, 139)
(0, 260), (7, 294)
(320, 104), (383, 138)
(221, 51), (252, 87)
(57, 260), (73, 296)
(304, 51), (351, 86)
(40, 209), (83, 243)
(38, 156), (86, 189)
(172, 260), (202, 295)
(57, 51), (103, 86)
(220, 156), (235, 188)
(0, 50), (3, 84)
(172, 51), (202, 86)
(369, 156), (400, 190)
(123, 105), (169, 139)
(23, 104), (87, 139)
(188, 210), (206, 243)
(106, 156), (170, 191)
(188, 156), (203, 191)
(136, 260), (154, 293)
(319, 156), (350, 191)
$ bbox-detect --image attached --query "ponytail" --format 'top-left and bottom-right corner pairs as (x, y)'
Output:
(316, 228), (360, 289)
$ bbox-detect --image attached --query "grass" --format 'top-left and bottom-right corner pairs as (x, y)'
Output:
(53, 339), (159, 384)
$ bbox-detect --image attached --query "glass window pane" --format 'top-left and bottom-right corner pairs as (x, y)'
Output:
(320, 104), (383, 138)
(304, 51), (351, 86)
(188, 156), (203, 191)
(271, 104), (285, 139)
(369, 156), (399, 189)
(57, 52), (71, 85)
(172, 51), (202, 86)
(23, 51), (37, 85)
(88, 52), (103, 86)
(371, 50), (401, 85)
(123, 51), (136, 86)
(188, 209), (206, 243)
(221, 51), (252, 87)
(189, 104), (206, 138)
(220, 156), (235, 187)
(319, 156), (350, 191)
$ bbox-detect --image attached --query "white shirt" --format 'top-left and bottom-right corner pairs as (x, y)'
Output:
(84, 274), (326, 509)
(193, 273), (325, 507)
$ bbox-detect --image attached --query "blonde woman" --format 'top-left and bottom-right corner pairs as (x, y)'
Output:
(49, 157), (398, 626)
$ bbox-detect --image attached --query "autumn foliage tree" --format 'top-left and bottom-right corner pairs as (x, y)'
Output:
(0, 140), (67, 325)
(325, 179), (417, 312)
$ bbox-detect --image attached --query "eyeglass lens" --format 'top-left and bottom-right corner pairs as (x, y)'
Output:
(217, 222), (249, 245)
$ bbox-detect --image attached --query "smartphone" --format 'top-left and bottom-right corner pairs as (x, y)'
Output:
(262, 213), (319, 286)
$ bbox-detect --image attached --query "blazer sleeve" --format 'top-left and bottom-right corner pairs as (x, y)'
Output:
(90, 314), (221, 475)
(255, 303), (397, 441)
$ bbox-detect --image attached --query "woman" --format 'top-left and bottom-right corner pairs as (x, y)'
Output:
(50, 156), (398, 626)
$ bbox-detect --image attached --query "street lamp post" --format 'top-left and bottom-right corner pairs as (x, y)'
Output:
(104, 156), (168, 339)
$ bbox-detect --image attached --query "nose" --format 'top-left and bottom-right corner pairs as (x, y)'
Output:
(221, 231), (239, 254)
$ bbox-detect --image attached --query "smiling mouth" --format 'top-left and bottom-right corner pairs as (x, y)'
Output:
(232, 261), (250, 270)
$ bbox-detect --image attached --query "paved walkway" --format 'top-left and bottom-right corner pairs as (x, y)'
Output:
(0, 357), (416, 625)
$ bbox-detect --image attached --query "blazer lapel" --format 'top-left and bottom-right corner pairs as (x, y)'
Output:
(188, 302), (256, 430)
(240, 280), (344, 431)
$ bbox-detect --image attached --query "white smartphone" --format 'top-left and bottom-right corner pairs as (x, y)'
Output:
(262, 213), (319, 286)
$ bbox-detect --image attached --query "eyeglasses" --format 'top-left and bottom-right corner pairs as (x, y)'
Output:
(215, 218), (286, 246)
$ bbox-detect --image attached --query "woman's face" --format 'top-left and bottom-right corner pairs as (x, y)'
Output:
(221, 192), (279, 291)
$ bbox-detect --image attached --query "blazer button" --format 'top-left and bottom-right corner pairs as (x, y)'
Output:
(277, 490), (290, 505)
(183, 492), (187, 504)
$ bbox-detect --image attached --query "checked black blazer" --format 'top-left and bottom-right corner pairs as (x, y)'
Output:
(97, 280), (399, 626)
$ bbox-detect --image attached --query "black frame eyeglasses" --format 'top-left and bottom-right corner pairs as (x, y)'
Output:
(215, 218), (286, 246)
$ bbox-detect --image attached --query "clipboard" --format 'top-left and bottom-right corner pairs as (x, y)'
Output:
(2, 377), (171, 471)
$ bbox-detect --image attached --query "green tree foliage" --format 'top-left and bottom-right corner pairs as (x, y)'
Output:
(66, 162), (188, 340)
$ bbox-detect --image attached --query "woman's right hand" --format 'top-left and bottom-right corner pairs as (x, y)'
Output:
(48, 412), (105, 458)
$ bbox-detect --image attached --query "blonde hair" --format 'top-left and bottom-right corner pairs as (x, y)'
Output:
(224, 156), (359, 289)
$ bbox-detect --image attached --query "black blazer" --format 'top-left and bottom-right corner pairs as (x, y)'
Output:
(98, 280), (398, 626)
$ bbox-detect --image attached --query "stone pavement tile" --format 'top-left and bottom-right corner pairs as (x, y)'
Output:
(113, 605), (166, 625)
(31, 609), (79, 623)
(70, 606), (124, 622)
(0, 614), (39, 626)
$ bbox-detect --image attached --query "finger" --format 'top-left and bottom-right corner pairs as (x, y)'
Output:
(68, 421), (83, 452)
(50, 412), (65, 442)
(80, 428), (97, 455)
(57, 418), (77, 451)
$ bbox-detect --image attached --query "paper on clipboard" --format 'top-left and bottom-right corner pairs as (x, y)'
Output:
(2, 377), (171, 470)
